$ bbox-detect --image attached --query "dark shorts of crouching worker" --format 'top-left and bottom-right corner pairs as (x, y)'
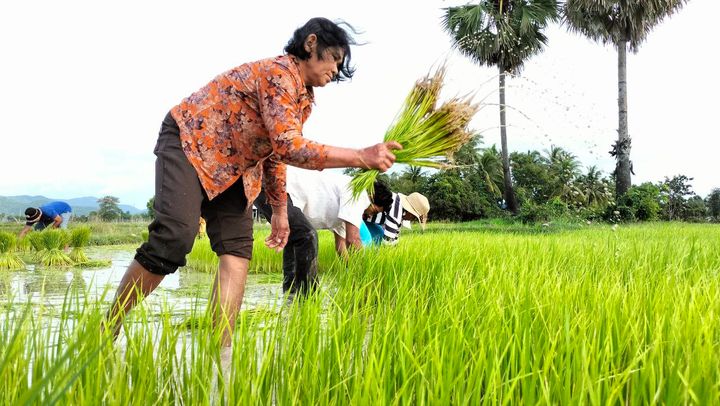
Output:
(135, 112), (254, 275)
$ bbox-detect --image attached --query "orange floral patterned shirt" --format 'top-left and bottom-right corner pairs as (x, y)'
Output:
(170, 55), (328, 207)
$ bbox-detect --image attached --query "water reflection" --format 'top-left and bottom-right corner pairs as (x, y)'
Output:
(1, 246), (284, 312)
(22, 269), (86, 296)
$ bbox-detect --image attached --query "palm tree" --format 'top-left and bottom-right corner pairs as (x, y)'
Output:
(443, 0), (559, 214)
(544, 146), (581, 203)
(563, 0), (688, 199)
(579, 165), (612, 207)
(478, 145), (504, 197)
(404, 166), (425, 184)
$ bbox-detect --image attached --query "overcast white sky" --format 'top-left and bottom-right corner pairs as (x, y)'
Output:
(1, 0), (717, 209)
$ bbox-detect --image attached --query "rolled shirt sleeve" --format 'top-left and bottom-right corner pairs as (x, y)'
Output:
(262, 155), (288, 207)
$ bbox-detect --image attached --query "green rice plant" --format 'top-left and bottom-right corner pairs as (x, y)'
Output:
(0, 232), (24, 270)
(350, 67), (479, 198)
(38, 229), (73, 267)
(68, 226), (92, 264)
(75, 259), (112, 268)
(186, 227), (342, 274)
(15, 235), (31, 253)
(25, 231), (45, 251)
(3, 223), (720, 403)
(186, 236), (218, 273)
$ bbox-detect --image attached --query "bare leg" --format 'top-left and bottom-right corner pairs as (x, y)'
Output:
(210, 255), (250, 347)
(104, 259), (165, 337)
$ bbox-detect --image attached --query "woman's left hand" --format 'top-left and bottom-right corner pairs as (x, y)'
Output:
(266, 206), (289, 252)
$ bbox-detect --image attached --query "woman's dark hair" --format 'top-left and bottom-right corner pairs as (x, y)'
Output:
(284, 17), (357, 82)
(371, 180), (394, 213)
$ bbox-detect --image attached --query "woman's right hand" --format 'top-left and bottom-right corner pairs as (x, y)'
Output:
(357, 141), (403, 172)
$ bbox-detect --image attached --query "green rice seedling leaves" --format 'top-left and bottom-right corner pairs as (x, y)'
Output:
(0, 231), (25, 270)
(2, 223), (720, 403)
(69, 226), (92, 264)
(39, 229), (73, 267)
(350, 67), (478, 198)
(24, 231), (46, 262)
(75, 259), (112, 268)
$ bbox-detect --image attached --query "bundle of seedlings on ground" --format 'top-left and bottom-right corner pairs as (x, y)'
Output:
(350, 67), (479, 198)
(76, 258), (112, 268)
(15, 235), (31, 252)
(68, 226), (110, 267)
(69, 227), (91, 264)
(39, 229), (73, 267)
(24, 231), (46, 262)
(0, 231), (24, 270)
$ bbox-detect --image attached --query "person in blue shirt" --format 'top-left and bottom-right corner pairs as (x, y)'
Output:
(18, 201), (73, 238)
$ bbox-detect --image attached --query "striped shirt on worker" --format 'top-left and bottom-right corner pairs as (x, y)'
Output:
(368, 192), (403, 244)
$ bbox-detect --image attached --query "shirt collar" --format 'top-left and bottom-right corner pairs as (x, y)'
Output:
(282, 54), (315, 104)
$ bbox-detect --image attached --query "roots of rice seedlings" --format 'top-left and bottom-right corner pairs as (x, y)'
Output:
(38, 230), (73, 267)
(40, 249), (74, 267)
(68, 249), (90, 264)
(0, 253), (25, 270)
(68, 227), (92, 264)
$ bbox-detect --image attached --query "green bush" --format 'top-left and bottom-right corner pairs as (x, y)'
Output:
(603, 204), (635, 223)
(621, 183), (662, 221)
(518, 203), (552, 224)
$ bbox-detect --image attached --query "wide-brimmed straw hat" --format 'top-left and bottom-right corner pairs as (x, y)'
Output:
(398, 192), (430, 230)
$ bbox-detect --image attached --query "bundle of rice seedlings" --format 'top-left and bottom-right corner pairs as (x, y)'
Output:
(350, 67), (478, 198)
(15, 234), (31, 252)
(0, 232), (25, 270)
(39, 229), (73, 267)
(25, 231), (46, 262)
(69, 226), (91, 264)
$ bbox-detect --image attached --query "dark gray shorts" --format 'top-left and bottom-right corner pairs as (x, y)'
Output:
(135, 112), (254, 275)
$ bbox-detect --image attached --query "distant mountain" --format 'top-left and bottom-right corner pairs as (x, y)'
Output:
(0, 195), (144, 216)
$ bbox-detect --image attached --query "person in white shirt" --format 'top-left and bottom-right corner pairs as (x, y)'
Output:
(254, 167), (393, 296)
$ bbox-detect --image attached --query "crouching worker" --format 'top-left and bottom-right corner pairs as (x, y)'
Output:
(103, 17), (401, 346)
(364, 190), (429, 245)
(19, 201), (73, 239)
(254, 167), (394, 297)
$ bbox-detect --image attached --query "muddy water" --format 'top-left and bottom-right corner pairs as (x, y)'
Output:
(0, 246), (285, 312)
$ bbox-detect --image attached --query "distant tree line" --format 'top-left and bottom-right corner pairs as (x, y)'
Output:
(364, 135), (720, 224)
(73, 196), (150, 223)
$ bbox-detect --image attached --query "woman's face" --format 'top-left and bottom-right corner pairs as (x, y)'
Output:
(299, 35), (343, 87)
(401, 210), (416, 221)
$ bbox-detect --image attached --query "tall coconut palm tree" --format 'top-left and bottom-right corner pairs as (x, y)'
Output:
(563, 0), (688, 199)
(443, 0), (559, 214)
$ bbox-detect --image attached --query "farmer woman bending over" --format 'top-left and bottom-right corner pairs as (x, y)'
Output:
(104, 17), (401, 346)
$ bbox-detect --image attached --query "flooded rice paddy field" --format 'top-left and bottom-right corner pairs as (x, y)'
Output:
(4, 223), (720, 403)
(0, 245), (284, 317)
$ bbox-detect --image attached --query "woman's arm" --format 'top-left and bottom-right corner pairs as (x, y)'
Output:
(323, 143), (402, 173)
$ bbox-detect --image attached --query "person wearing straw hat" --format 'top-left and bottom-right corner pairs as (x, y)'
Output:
(364, 191), (429, 245)
(18, 201), (73, 239)
(254, 167), (394, 297)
